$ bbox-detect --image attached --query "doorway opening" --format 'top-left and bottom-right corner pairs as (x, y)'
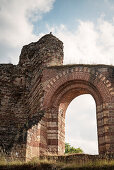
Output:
(65, 94), (98, 155)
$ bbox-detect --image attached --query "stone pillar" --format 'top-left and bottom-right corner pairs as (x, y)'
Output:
(97, 102), (114, 154)
(26, 115), (47, 161)
(46, 107), (59, 155)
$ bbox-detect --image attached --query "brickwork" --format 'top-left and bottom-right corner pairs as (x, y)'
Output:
(42, 65), (114, 155)
(0, 33), (114, 161)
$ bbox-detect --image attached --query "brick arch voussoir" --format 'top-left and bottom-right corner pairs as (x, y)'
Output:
(43, 67), (113, 108)
(52, 82), (102, 108)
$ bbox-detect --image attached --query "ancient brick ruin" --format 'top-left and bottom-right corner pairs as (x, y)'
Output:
(0, 34), (114, 161)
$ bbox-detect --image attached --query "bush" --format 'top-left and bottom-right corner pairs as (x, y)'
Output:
(65, 143), (83, 154)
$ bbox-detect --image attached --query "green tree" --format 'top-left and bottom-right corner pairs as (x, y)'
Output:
(65, 143), (83, 154)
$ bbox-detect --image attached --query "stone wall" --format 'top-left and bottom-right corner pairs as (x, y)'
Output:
(41, 154), (114, 163)
(0, 33), (64, 161)
(0, 64), (27, 160)
(0, 33), (114, 161)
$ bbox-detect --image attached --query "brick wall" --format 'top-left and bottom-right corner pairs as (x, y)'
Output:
(42, 65), (114, 155)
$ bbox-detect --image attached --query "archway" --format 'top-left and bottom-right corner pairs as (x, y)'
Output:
(45, 80), (102, 154)
(43, 67), (113, 156)
(65, 94), (98, 154)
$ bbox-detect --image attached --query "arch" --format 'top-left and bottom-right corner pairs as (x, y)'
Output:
(43, 67), (112, 108)
(49, 80), (102, 108)
(43, 67), (114, 155)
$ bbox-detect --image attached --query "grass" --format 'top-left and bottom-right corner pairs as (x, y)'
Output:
(62, 160), (114, 169)
(0, 156), (114, 170)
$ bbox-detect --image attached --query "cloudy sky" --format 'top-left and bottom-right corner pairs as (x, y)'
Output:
(0, 0), (114, 154)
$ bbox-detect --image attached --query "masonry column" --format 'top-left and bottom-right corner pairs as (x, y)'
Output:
(46, 107), (59, 154)
(97, 102), (114, 154)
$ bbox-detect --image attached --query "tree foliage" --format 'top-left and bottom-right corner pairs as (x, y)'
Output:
(65, 143), (83, 154)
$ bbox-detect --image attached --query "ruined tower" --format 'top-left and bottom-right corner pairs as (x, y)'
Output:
(19, 33), (63, 67)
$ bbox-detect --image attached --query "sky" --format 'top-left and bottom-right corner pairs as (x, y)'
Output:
(0, 0), (114, 154)
(66, 94), (98, 154)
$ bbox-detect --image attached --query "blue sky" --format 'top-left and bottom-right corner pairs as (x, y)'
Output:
(0, 0), (114, 65)
(34, 0), (114, 34)
(0, 0), (114, 154)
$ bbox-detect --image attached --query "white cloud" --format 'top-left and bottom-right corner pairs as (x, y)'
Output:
(47, 18), (114, 65)
(0, 1), (114, 66)
(104, 0), (114, 10)
(65, 94), (98, 154)
(0, 0), (55, 64)
(69, 138), (98, 155)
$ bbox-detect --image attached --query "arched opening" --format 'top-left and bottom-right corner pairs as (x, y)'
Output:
(65, 94), (98, 155)
(45, 77), (112, 155)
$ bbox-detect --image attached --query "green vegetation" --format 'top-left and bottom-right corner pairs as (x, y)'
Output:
(0, 156), (114, 170)
(65, 142), (83, 154)
(62, 160), (114, 169)
(0, 157), (113, 169)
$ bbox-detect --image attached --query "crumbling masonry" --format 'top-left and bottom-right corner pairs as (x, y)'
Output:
(0, 34), (114, 161)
